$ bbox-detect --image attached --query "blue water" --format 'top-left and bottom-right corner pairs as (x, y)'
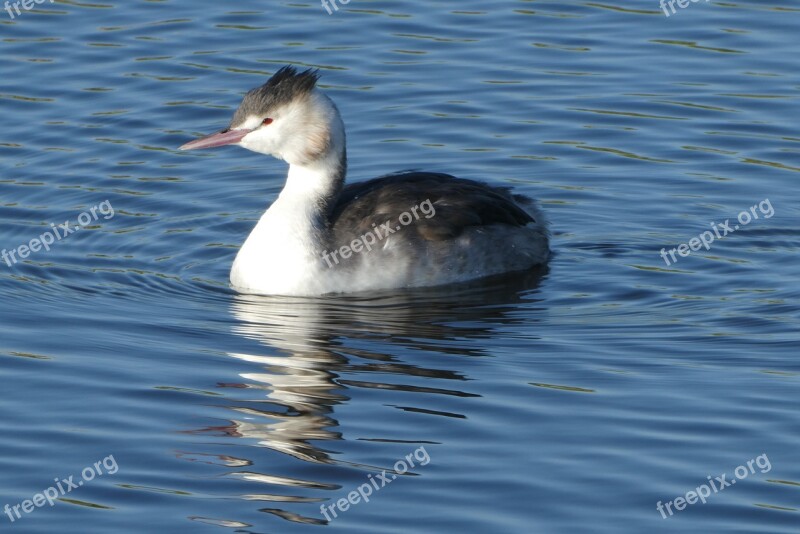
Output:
(1, 1), (799, 532)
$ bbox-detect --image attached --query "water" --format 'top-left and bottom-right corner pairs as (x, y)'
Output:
(1, 1), (798, 532)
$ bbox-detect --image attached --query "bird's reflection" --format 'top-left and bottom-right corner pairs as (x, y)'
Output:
(191, 269), (546, 526)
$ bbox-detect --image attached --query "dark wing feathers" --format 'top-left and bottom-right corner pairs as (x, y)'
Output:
(330, 172), (535, 242)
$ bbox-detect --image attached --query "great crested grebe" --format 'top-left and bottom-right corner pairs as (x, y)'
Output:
(180, 66), (549, 296)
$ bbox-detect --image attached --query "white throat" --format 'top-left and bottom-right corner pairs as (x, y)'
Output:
(230, 153), (346, 296)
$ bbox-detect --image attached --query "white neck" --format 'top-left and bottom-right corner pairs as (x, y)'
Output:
(230, 152), (346, 295)
(281, 151), (345, 209)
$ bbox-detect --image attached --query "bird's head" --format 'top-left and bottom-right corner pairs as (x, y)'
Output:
(180, 66), (344, 166)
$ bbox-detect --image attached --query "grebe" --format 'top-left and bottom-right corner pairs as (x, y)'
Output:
(180, 66), (549, 296)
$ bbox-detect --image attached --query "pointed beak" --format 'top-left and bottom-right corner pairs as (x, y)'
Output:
(179, 128), (252, 151)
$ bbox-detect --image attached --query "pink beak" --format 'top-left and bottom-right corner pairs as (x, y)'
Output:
(179, 128), (252, 151)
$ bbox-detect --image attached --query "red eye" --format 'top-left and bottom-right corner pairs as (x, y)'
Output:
(262, 118), (273, 126)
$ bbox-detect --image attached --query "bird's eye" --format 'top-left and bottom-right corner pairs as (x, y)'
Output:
(262, 118), (274, 126)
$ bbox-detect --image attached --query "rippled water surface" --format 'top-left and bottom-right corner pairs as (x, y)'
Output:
(1, 1), (799, 532)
